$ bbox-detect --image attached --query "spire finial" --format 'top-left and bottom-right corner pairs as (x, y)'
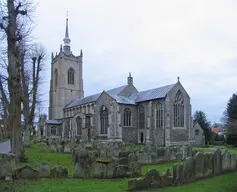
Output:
(129, 72), (131, 77)
(177, 76), (180, 82)
(63, 11), (71, 54)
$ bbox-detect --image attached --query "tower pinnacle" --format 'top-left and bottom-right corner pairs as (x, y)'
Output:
(127, 72), (133, 85)
(63, 12), (71, 54)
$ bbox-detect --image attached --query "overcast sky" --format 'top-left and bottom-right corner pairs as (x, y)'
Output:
(33, 0), (237, 123)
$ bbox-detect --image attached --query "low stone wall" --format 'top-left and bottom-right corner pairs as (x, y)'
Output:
(128, 148), (237, 191)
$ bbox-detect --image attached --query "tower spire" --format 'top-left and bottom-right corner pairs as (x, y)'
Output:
(63, 11), (71, 54)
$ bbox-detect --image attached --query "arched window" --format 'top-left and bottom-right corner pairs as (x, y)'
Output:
(156, 102), (163, 128)
(51, 126), (56, 136)
(68, 68), (74, 84)
(76, 116), (82, 135)
(54, 69), (58, 87)
(64, 119), (70, 138)
(173, 90), (184, 127)
(100, 105), (108, 134)
(138, 105), (145, 129)
(195, 129), (199, 136)
(124, 108), (131, 126)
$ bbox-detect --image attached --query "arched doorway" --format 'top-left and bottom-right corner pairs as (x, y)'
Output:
(140, 132), (144, 143)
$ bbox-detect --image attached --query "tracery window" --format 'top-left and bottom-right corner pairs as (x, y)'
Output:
(138, 105), (145, 129)
(123, 108), (131, 126)
(195, 129), (199, 136)
(173, 90), (184, 127)
(51, 126), (56, 136)
(68, 68), (74, 84)
(76, 116), (82, 135)
(85, 116), (91, 128)
(156, 102), (163, 128)
(54, 69), (58, 87)
(100, 105), (108, 134)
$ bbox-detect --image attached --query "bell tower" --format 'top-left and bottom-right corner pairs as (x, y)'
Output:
(48, 15), (84, 119)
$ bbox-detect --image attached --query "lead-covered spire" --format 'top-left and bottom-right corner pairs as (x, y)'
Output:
(63, 12), (71, 54)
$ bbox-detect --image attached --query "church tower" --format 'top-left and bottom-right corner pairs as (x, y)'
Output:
(48, 16), (84, 120)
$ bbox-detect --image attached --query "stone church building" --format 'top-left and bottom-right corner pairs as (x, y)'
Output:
(44, 18), (197, 146)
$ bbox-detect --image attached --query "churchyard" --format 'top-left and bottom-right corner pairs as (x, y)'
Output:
(1, 139), (237, 192)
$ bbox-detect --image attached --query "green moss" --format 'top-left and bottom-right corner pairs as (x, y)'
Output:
(95, 158), (112, 164)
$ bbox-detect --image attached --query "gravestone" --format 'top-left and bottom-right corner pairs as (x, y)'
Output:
(183, 157), (195, 183)
(38, 162), (50, 178)
(15, 165), (39, 179)
(73, 149), (94, 178)
(195, 152), (204, 179)
(50, 166), (68, 178)
(144, 169), (163, 189)
(213, 148), (222, 175)
(162, 168), (173, 186)
(173, 163), (184, 184)
(0, 153), (16, 180)
(222, 149), (230, 172)
(203, 153), (214, 177)
(230, 154), (236, 170)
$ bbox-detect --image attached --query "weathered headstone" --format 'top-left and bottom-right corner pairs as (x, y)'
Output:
(195, 152), (204, 179)
(222, 149), (230, 172)
(50, 166), (68, 178)
(144, 169), (163, 189)
(162, 168), (173, 186)
(173, 163), (184, 184)
(183, 157), (195, 183)
(73, 149), (94, 178)
(230, 154), (236, 170)
(203, 152), (214, 177)
(63, 144), (71, 153)
(15, 165), (39, 179)
(0, 153), (16, 180)
(38, 162), (50, 178)
(213, 148), (222, 175)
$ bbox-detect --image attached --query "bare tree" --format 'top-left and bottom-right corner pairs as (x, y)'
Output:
(0, 0), (34, 161)
(21, 44), (46, 147)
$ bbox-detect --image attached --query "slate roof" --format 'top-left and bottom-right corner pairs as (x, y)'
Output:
(46, 119), (62, 125)
(64, 83), (176, 109)
(64, 85), (130, 109)
(129, 84), (175, 102)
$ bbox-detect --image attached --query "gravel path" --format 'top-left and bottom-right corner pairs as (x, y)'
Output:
(0, 139), (11, 154)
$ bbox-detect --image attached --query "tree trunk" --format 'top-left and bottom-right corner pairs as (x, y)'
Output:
(7, 0), (25, 161)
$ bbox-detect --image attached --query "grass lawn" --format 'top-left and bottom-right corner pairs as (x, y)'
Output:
(1, 172), (237, 192)
(2, 144), (235, 192)
(19, 144), (175, 176)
